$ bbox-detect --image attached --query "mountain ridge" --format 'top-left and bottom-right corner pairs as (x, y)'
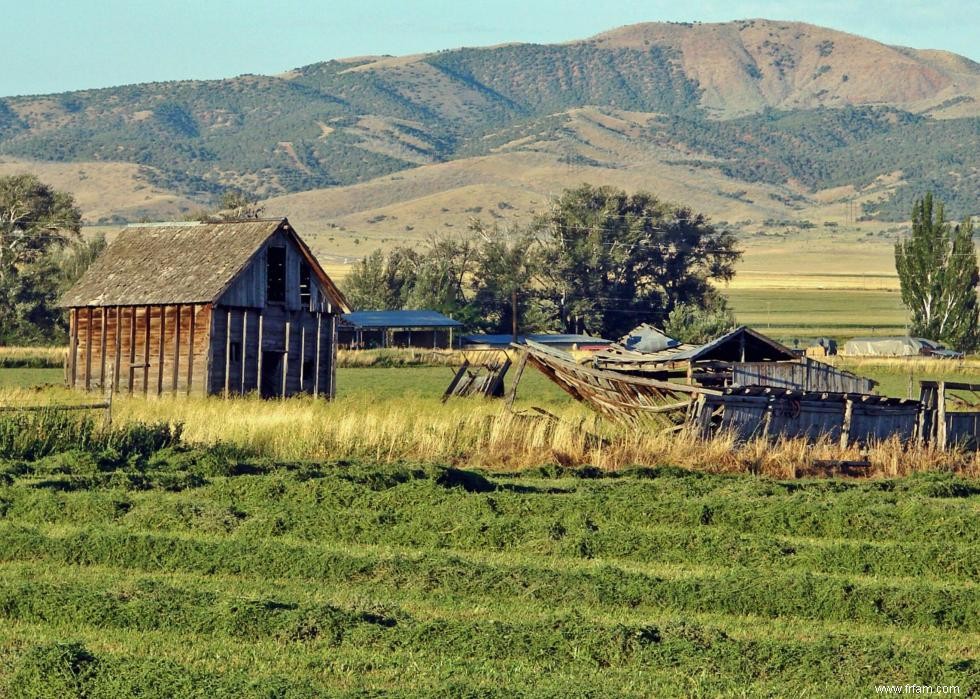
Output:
(0, 18), (977, 229)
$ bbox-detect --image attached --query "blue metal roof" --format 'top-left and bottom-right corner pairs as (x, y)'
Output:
(341, 310), (463, 329)
(462, 333), (610, 347)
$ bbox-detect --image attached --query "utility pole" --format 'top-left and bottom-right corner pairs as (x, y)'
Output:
(512, 289), (518, 344)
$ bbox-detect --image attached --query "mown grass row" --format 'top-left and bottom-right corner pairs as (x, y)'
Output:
(3, 478), (978, 584)
(0, 572), (975, 698)
(1, 523), (977, 633)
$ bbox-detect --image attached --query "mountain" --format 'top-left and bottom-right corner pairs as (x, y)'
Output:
(0, 18), (977, 230)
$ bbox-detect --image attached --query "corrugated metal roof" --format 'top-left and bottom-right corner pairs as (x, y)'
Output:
(462, 333), (611, 347)
(59, 218), (349, 311)
(341, 310), (463, 329)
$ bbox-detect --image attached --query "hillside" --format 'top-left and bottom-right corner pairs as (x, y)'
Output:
(0, 18), (977, 227)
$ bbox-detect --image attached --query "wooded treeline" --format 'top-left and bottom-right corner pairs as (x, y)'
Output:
(343, 184), (741, 340)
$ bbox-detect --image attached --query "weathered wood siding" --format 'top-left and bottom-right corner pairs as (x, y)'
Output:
(207, 305), (334, 398)
(68, 304), (211, 395)
(733, 359), (875, 393)
(945, 413), (980, 450)
(219, 229), (333, 312)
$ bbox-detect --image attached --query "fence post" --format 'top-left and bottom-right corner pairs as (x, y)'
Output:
(840, 397), (854, 448)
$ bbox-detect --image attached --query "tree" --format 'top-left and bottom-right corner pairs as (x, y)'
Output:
(0, 174), (83, 344)
(894, 193), (978, 350)
(467, 221), (550, 334)
(0, 174), (81, 282)
(538, 184), (740, 338)
(663, 294), (736, 344)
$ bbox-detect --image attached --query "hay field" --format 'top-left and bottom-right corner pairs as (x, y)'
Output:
(0, 406), (977, 696)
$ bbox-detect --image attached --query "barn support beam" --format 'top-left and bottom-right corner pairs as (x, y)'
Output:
(186, 305), (196, 395)
(329, 314), (337, 399)
(113, 306), (123, 392)
(84, 308), (93, 390)
(142, 306), (151, 396)
(69, 308), (79, 388)
(313, 312), (322, 398)
(300, 326), (306, 392)
(256, 313), (264, 397)
(173, 304), (182, 393)
(99, 308), (108, 392)
(156, 305), (166, 396)
(282, 320), (291, 398)
(224, 309), (232, 397)
(128, 306), (137, 395)
(240, 310), (248, 394)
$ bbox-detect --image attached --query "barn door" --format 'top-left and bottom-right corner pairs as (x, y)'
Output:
(261, 351), (284, 398)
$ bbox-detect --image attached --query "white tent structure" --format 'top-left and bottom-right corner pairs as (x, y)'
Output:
(842, 336), (944, 357)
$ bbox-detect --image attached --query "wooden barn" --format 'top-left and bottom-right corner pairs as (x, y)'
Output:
(59, 218), (349, 398)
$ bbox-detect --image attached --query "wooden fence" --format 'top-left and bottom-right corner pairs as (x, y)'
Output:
(732, 358), (876, 393)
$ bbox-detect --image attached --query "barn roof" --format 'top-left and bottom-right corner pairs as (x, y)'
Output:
(59, 218), (349, 311)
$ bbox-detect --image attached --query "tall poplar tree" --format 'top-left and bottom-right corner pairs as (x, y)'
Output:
(895, 193), (978, 350)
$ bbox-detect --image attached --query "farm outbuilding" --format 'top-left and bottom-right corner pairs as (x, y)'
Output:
(594, 325), (873, 392)
(59, 218), (349, 398)
(842, 336), (955, 357)
(338, 310), (462, 349)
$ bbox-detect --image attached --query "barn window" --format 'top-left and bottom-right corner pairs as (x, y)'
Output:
(299, 263), (312, 310)
(266, 247), (286, 303)
(229, 342), (241, 363)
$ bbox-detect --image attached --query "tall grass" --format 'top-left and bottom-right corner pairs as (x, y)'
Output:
(0, 389), (970, 478)
(0, 347), (65, 369)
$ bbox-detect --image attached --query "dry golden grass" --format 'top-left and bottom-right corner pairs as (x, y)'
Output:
(2, 385), (974, 478)
(0, 346), (66, 368)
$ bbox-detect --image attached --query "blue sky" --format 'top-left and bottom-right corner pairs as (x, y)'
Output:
(3, 0), (978, 97)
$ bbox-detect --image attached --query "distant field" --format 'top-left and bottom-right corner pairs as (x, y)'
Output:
(723, 288), (908, 342)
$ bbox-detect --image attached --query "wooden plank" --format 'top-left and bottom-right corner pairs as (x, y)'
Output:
(224, 309), (232, 397)
(282, 320), (290, 398)
(937, 380), (947, 450)
(256, 313), (264, 397)
(128, 306), (137, 395)
(186, 304), (196, 395)
(203, 304), (215, 397)
(99, 308), (108, 391)
(313, 312), (321, 397)
(506, 350), (529, 408)
(442, 361), (471, 402)
(84, 307), (93, 390)
(840, 398), (854, 448)
(69, 308), (79, 388)
(240, 310), (248, 394)
(172, 304), (181, 393)
(142, 306), (151, 396)
(299, 326), (306, 391)
(329, 314), (337, 399)
(156, 305), (166, 396)
(113, 306), (122, 392)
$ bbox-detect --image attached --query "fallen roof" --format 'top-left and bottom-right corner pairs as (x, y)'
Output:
(341, 310), (463, 329)
(594, 326), (796, 369)
(59, 218), (349, 311)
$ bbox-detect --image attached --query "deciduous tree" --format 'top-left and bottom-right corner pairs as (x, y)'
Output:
(894, 193), (978, 350)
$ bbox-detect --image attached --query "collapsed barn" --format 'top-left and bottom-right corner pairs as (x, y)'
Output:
(513, 326), (980, 450)
(59, 218), (349, 398)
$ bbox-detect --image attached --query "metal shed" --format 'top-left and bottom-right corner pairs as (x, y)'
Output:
(339, 310), (463, 349)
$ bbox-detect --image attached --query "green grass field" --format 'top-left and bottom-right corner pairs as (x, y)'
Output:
(723, 288), (909, 342)
(0, 413), (976, 696)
